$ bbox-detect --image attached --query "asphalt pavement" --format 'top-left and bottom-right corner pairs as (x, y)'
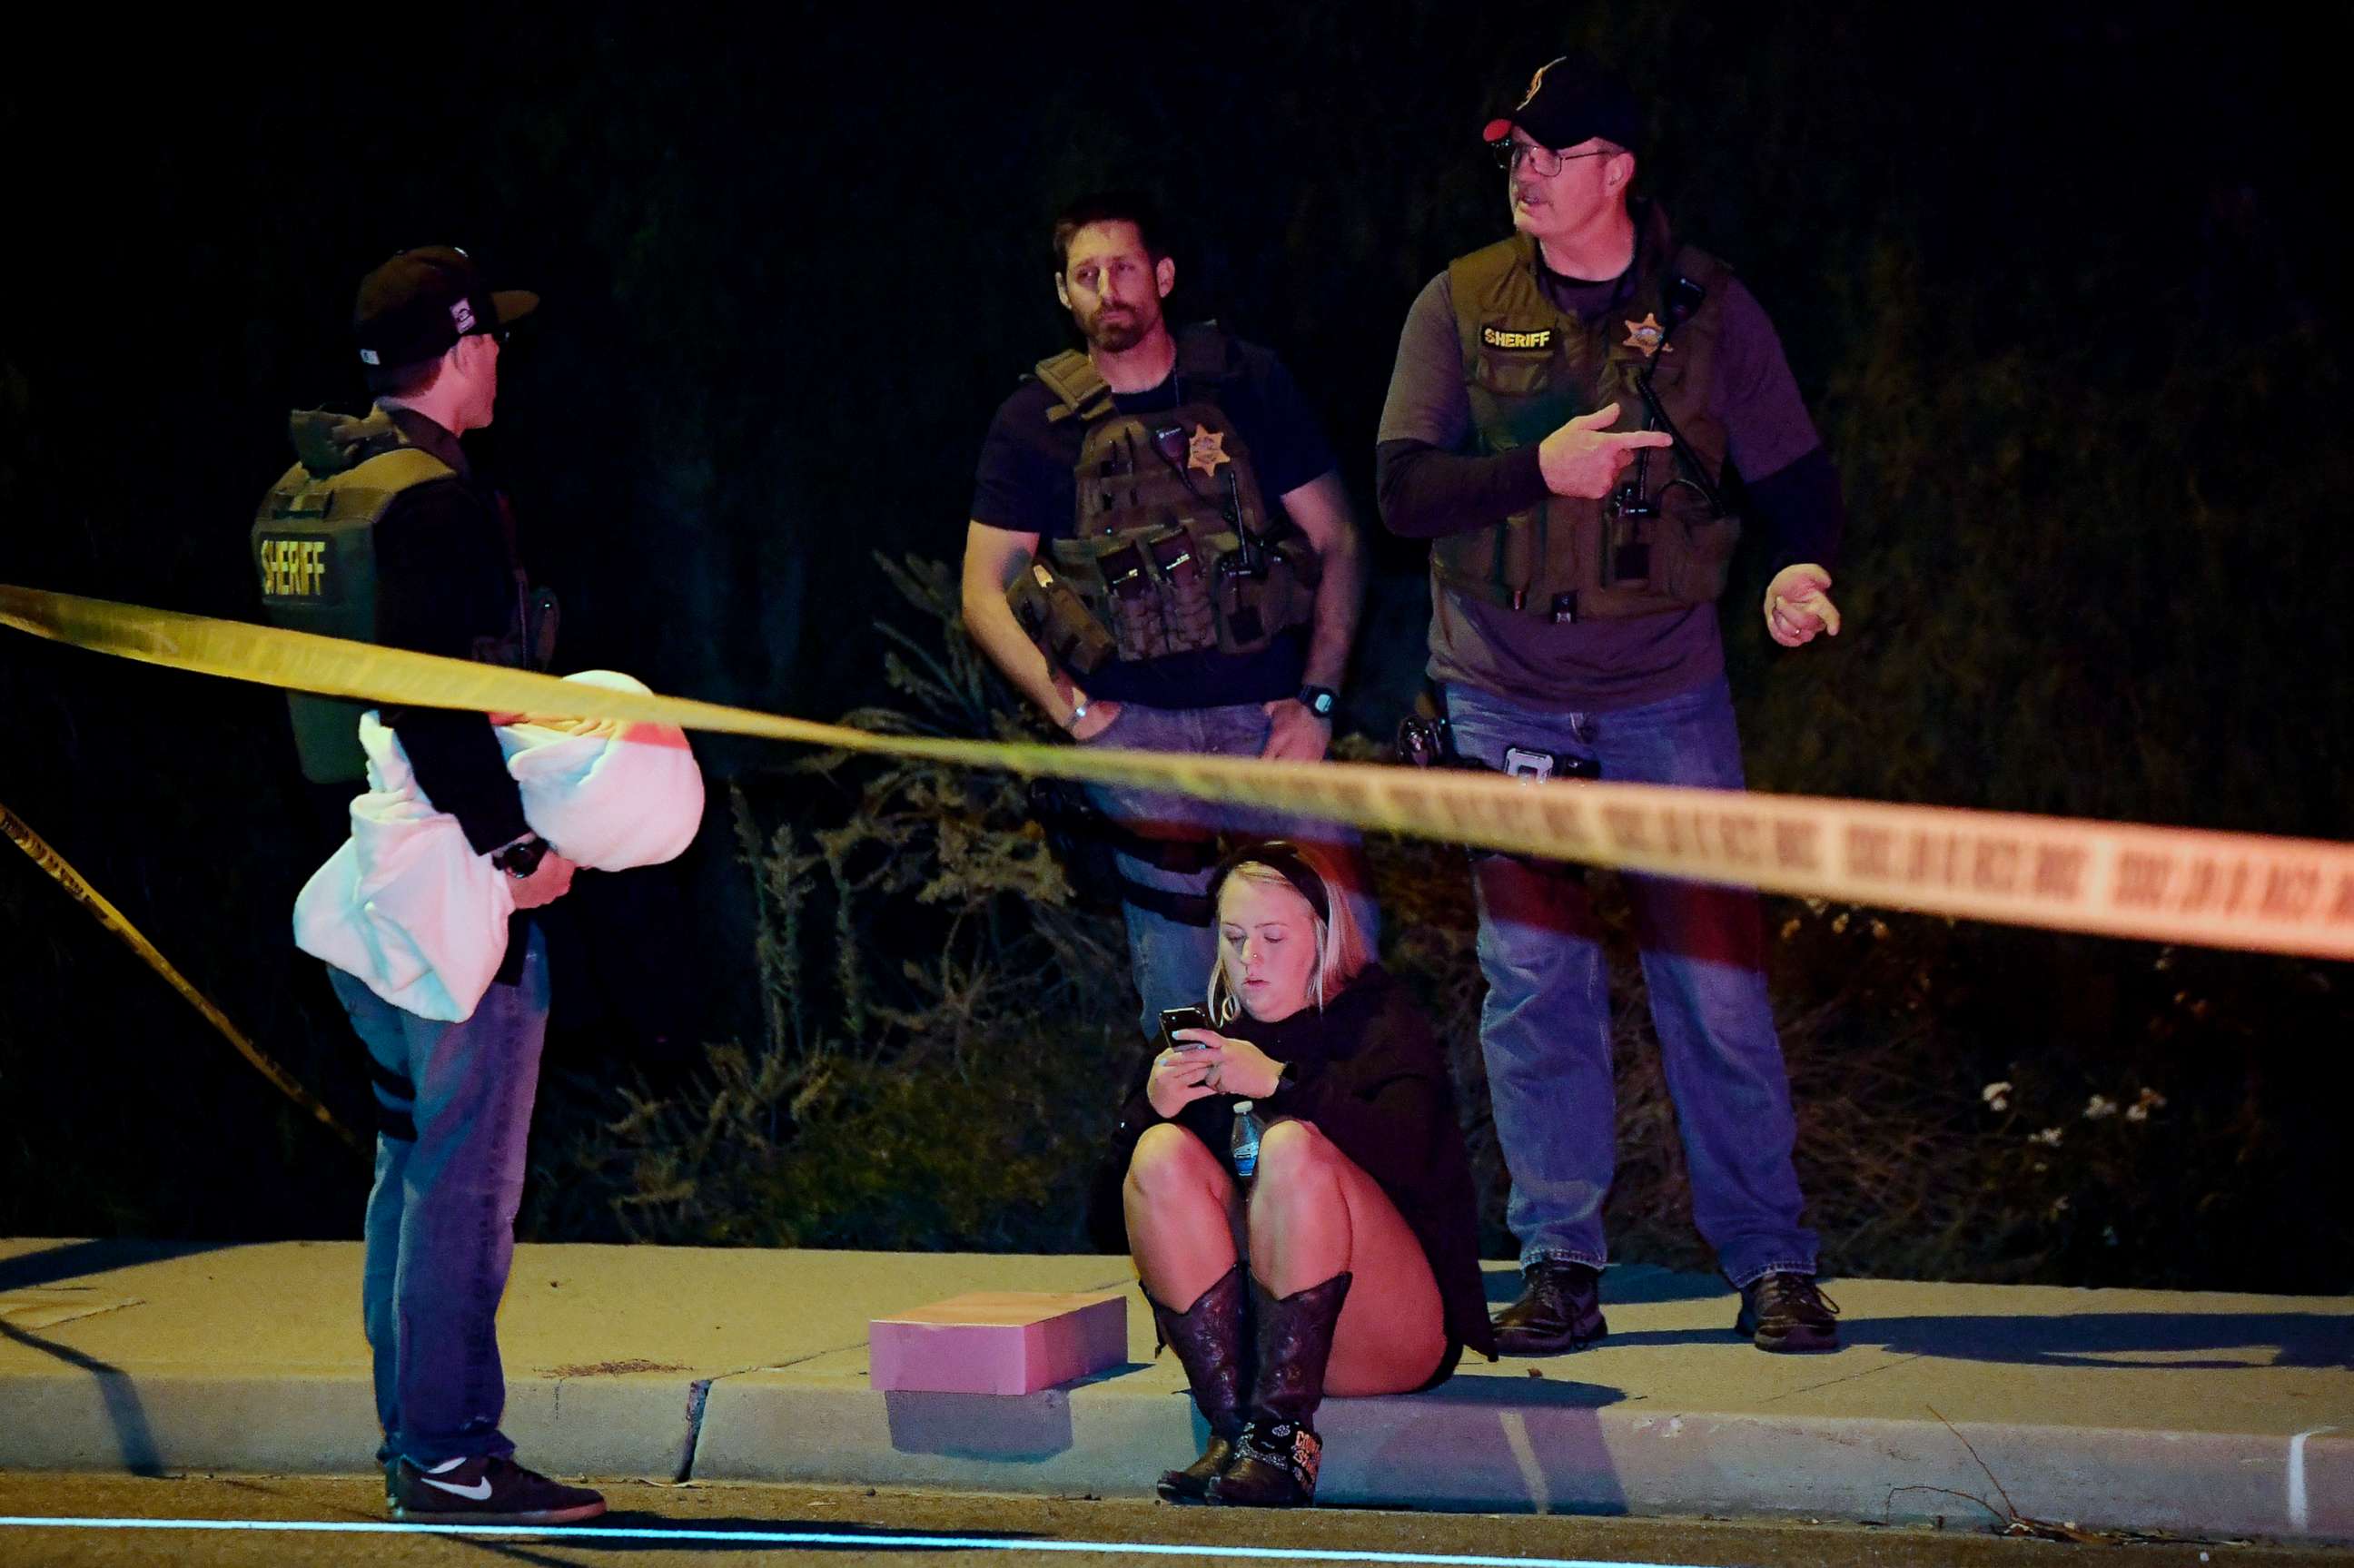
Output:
(4, 1474), (2351, 1568)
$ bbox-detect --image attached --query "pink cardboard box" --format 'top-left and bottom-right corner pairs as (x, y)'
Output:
(869, 1289), (1129, 1395)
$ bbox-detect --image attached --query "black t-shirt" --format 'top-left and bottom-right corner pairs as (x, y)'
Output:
(970, 334), (1337, 709)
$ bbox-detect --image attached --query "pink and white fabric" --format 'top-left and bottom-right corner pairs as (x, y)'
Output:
(293, 670), (703, 1022)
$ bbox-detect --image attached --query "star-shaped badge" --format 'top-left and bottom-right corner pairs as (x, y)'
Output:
(1186, 424), (1230, 476)
(1623, 313), (1673, 358)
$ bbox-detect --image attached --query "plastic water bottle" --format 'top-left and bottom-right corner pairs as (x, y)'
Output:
(1230, 1100), (1263, 1181)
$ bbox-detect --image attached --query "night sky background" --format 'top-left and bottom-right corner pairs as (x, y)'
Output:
(4, 5), (2347, 1268)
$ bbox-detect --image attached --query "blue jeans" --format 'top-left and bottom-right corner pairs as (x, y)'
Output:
(329, 923), (550, 1466)
(1444, 677), (1815, 1288)
(1080, 700), (1380, 1041)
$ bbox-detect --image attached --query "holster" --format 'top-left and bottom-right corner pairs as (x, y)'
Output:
(1009, 561), (1117, 676)
(1026, 777), (1220, 925)
(1396, 682), (1591, 877)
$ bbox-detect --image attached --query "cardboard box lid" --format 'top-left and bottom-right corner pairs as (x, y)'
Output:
(871, 1289), (1125, 1329)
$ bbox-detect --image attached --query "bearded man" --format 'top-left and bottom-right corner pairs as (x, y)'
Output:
(961, 190), (1375, 1040)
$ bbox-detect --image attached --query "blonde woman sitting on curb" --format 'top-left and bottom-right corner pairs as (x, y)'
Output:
(1112, 841), (1495, 1508)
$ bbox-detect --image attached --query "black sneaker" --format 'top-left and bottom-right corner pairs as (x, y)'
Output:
(1490, 1260), (1607, 1356)
(389, 1455), (607, 1525)
(1736, 1272), (1842, 1353)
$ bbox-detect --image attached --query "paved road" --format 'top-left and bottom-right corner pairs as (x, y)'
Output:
(0, 1474), (2345, 1568)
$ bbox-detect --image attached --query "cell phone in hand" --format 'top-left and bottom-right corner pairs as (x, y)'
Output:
(1158, 1005), (1212, 1051)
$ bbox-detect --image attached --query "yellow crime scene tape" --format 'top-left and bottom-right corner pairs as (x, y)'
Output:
(5, 582), (2353, 962)
(0, 795), (368, 1154)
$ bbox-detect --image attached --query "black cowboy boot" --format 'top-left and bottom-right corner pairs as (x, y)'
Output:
(1144, 1264), (1251, 1503)
(1207, 1272), (1352, 1508)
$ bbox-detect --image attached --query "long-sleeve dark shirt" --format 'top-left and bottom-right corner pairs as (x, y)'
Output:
(1113, 965), (1498, 1366)
(372, 408), (530, 855)
(1375, 211), (1846, 711)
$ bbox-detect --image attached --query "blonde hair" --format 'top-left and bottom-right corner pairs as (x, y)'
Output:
(1205, 849), (1371, 1024)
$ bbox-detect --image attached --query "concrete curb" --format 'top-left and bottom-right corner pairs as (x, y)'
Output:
(688, 1357), (2354, 1539)
(2, 1240), (2347, 1541)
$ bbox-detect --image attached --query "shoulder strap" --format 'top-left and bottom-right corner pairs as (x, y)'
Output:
(1445, 237), (1534, 359)
(1036, 324), (1237, 422)
(1657, 245), (1734, 332)
(345, 446), (459, 491)
(1637, 246), (1732, 514)
(1034, 349), (1115, 425)
(259, 446), (456, 527)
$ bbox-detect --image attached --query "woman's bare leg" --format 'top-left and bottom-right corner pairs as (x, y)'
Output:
(1247, 1119), (1447, 1395)
(1125, 1123), (1244, 1310)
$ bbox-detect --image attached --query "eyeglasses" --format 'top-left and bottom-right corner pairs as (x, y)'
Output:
(1489, 140), (1618, 178)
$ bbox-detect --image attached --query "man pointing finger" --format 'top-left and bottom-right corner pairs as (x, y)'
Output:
(1538, 400), (1675, 498)
(1377, 50), (1850, 1358)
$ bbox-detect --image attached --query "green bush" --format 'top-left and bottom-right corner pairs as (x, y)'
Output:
(529, 557), (2353, 1291)
(525, 558), (1132, 1252)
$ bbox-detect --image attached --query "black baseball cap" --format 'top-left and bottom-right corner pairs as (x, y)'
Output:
(1481, 53), (1641, 154)
(351, 246), (539, 370)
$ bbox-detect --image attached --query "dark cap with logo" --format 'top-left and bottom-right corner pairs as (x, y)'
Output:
(1481, 53), (1641, 154)
(351, 246), (539, 371)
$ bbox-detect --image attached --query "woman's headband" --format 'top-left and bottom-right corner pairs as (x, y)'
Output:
(1206, 839), (1332, 925)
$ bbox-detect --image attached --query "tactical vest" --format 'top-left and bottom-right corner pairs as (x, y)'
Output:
(252, 417), (540, 784)
(1438, 217), (1739, 622)
(1008, 328), (1318, 674)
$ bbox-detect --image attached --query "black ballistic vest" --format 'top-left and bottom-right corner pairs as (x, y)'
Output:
(1009, 328), (1318, 673)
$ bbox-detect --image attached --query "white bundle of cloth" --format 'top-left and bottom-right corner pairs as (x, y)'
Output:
(292, 670), (703, 1022)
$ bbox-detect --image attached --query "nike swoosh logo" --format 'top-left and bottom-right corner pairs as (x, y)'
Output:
(420, 1474), (494, 1501)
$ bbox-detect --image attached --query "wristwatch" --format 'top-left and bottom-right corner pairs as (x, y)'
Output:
(1297, 685), (1338, 720)
(490, 833), (549, 880)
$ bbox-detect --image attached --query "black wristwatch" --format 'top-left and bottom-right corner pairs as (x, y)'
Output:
(490, 833), (549, 880)
(1298, 685), (1338, 720)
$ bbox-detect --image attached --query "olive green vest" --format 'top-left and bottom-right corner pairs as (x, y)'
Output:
(1008, 328), (1317, 673)
(252, 431), (457, 783)
(1438, 213), (1739, 621)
